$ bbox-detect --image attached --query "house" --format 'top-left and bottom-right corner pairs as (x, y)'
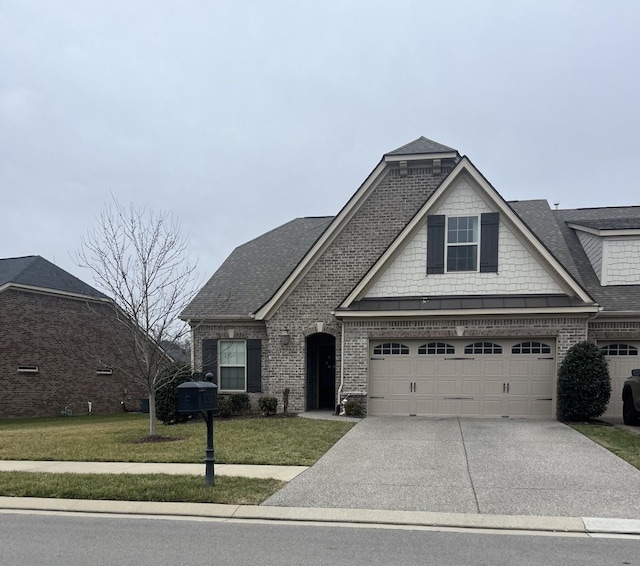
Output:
(0, 256), (147, 418)
(181, 137), (640, 419)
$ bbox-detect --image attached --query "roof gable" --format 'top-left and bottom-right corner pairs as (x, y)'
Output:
(340, 158), (594, 310)
(253, 138), (461, 320)
(0, 256), (106, 299)
(362, 176), (566, 299)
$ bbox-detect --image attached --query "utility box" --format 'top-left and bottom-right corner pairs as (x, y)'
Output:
(177, 381), (218, 413)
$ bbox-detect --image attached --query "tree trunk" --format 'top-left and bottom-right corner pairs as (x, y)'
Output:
(148, 389), (157, 436)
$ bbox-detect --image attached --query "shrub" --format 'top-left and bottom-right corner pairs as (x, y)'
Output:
(557, 341), (611, 421)
(216, 397), (234, 418)
(230, 393), (251, 415)
(258, 396), (278, 416)
(155, 363), (194, 425)
(343, 399), (364, 418)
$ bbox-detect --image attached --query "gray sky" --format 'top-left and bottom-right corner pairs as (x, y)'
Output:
(1, 0), (639, 287)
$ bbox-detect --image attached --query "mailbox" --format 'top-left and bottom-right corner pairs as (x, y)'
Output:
(177, 381), (218, 413)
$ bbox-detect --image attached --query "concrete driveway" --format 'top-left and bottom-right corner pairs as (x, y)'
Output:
(263, 417), (640, 519)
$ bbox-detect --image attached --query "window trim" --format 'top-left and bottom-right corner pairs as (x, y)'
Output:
(512, 341), (552, 355)
(218, 340), (247, 392)
(418, 342), (455, 355)
(446, 215), (479, 273)
(601, 343), (639, 356)
(373, 342), (410, 355)
(464, 342), (503, 355)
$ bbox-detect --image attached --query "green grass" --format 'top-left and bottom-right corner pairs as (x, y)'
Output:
(0, 413), (355, 466)
(0, 472), (283, 504)
(571, 423), (640, 469)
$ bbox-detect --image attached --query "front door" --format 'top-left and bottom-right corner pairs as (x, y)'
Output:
(306, 333), (336, 410)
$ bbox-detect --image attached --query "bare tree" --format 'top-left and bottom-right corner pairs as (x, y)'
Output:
(76, 196), (199, 436)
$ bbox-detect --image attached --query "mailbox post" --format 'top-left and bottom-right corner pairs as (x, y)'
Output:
(177, 376), (218, 487)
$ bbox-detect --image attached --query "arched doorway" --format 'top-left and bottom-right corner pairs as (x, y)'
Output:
(306, 333), (336, 410)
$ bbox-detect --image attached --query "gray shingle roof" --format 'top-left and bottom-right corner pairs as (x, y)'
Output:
(553, 206), (640, 312)
(181, 217), (333, 319)
(0, 255), (106, 299)
(568, 218), (640, 230)
(386, 136), (457, 156)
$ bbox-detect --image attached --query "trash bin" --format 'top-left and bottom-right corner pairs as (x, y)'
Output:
(140, 398), (149, 413)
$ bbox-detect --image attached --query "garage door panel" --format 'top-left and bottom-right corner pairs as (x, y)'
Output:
(601, 341), (640, 418)
(369, 339), (555, 418)
(461, 380), (481, 395)
(437, 380), (457, 395)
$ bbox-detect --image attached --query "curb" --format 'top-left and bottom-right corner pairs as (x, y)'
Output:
(1, 497), (639, 535)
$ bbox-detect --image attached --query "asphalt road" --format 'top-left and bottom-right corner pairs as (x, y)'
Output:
(1, 511), (638, 566)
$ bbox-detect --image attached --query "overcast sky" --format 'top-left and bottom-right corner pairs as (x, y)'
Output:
(1, 1), (639, 289)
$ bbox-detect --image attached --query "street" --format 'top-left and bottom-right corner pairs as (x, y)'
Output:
(1, 511), (638, 566)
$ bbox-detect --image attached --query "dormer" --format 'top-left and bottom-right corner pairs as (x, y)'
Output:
(569, 219), (640, 286)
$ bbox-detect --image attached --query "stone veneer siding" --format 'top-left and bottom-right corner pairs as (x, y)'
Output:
(0, 288), (147, 418)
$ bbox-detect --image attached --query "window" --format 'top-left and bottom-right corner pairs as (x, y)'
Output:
(512, 342), (551, 355)
(418, 342), (455, 355)
(464, 342), (502, 354)
(373, 343), (410, 355)
(447, 216), (479, 272)
(96, 366), (113, 375)
(219, 340), (246, 390)
(17, 365), (39, 373)
(427, 213), (499, 274)
(601, 343), (638, 356)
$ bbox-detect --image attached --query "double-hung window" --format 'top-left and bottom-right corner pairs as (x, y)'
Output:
(447, 216), (479, 272)
(219, 340), (246, 391)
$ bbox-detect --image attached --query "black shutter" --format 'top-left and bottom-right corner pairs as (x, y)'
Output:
(202, 339), (217, 380)
(246, 339), (262, 393)
(480, 212), (499, 273)
(426, 215), (445, 274)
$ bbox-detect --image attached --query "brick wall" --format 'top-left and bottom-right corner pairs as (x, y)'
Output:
(0, 289), (147, 418)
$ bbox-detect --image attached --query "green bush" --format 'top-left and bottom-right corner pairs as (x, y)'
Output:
(155, 363), (194, 425)
(230, 393), (251, 415)
(216, 397), (234, 418)
(258, 396), (278, 416)
(343, 399), (364, 418)
(557, 341), (611, 421)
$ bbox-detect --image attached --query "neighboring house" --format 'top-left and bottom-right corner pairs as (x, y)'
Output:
(181, 137), (640, 419)
(0, 256), (147, 418)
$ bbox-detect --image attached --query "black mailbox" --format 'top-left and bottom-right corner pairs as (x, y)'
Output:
(177, 381), (218, 413)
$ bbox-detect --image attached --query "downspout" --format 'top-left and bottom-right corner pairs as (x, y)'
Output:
(336, 317), (345, 415)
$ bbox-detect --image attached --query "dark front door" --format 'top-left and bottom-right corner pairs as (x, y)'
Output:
(306, 333), (336, 410)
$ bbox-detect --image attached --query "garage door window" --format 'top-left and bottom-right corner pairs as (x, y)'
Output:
(418, 342), (455, 355)
(512, 341), (551, 354)
(373, 343), (409, 355)
(601, 343), (638, 356)
(464, 342), (502, 354)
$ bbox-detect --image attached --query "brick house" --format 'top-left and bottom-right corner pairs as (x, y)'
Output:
(181, 137), (640, 419)
(0, 256), (147, 418)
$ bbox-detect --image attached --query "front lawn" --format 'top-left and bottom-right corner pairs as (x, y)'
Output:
(0, 413), (356, 466)
(0, 472), (283, 504)
(571, 423), (640, 470)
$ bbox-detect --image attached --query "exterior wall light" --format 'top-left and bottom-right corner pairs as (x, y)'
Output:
(280, 329), (290, 345)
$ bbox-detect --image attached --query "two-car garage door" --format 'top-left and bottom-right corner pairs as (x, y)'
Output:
(369, 339), (555, 418)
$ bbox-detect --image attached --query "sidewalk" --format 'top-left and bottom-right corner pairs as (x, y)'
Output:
(1, 495), (639, 536)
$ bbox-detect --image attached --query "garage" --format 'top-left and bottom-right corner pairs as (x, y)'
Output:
(600, 341), (640, 419)
(369, 338), (555, 418)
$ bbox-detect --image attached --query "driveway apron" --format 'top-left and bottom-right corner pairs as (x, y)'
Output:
(262, 417), (640, 519)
